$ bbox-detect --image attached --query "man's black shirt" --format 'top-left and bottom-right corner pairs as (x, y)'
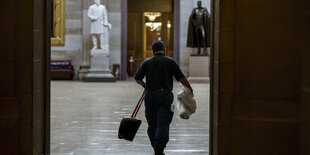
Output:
(134, 53), (185, 91)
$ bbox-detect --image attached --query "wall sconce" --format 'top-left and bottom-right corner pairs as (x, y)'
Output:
(167, 20), (171, 28)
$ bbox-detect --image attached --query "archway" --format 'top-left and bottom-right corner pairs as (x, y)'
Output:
(47, 0), (213, 154)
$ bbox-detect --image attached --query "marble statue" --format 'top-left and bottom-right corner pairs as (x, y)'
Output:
(88, 0), (111, 50)
(83, 0), (115, 82)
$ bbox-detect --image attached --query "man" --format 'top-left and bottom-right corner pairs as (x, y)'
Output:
(87, 0), (111, 50)
(134, 41), (193, 155)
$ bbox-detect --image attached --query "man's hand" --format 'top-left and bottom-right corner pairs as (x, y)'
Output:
(179, 78), (193, 94)
(135, 80), (146, 89)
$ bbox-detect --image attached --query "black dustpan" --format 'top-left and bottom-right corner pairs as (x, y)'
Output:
(118, 91), (145, 141)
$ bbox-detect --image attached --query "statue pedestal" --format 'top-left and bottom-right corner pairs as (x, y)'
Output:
(188, 56), (209, 83)
(83, 49), (115, 82)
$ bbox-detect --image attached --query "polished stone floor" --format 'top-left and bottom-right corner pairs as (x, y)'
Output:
(51, 80), (209, 155)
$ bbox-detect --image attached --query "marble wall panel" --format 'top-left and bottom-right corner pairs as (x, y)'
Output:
(213, 0), (303, 154)
(51, 0), (83, 74)
(0, 121), (19, 154)
(218, 63), (235, 94)
(52, 35), (83, 51)
(0, 62), (15, 94)
(33, 0), (45, 154)
(34, 30), (44, 60)
(219, 32), (235, 63)
(231, 120), (299, 155)
(16, 0), (33, 31)
(0, 0), (47, 153)
(219, 0), (235, 32)
(16, 30), (33, 62)
(109, 12), (122, 66)
(19, 125), (33, 153)
(106, 0), (121, 12)
(301, 2), (310, 153)
(301, 91), (310, 155)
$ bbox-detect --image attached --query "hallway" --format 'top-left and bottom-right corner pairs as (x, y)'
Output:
(51, 81), (209, 155)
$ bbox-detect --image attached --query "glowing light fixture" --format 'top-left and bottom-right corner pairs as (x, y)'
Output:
(167, 20), (171, 28)
(146, 22), (162, 31)
(144, 12), (161, 22)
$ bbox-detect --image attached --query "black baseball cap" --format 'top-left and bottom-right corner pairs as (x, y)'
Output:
(152, 40), (166, 52)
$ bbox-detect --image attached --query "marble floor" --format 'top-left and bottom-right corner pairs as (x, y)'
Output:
(51, 81), (209, 155)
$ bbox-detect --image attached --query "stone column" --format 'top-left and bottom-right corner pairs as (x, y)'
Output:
(135, 13), (145, 67)
(79, 0), (93, 80)
(161, 13), (169, 49)
(0, 0), (47, 154)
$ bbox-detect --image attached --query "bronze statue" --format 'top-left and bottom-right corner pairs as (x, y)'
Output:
(187, 1), (210, 56)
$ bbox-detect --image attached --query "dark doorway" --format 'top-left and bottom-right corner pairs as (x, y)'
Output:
(121, 0), (180, 80)
(127, 0), (174, 68)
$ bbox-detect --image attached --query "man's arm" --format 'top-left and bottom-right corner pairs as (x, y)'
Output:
(179, 78), (193, 93)
(135, 80), (146, 89)
(134, 61), (146, 88)
(171, 60), (193, 93)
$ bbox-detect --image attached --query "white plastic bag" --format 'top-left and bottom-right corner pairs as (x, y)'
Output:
(176, 83), (197, 119)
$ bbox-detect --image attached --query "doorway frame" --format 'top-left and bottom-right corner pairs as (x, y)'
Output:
(45, 0), (52, 154)
(209, 0), (216, 153)
(120, 0), (180, 80)
(45, 0), (216, 154)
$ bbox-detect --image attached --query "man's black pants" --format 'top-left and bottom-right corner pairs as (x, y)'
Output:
(144, 90), (174, 155)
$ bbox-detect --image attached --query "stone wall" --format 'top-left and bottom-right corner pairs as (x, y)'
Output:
(51, 0), (83, 78)
(106, 0), (122, 70)
(301, 1), (310, 154)
(51, 0), (122, 79)
(0, 0), (47, 154)
(211, 0), (303, 154)
(179, 0), (211, 76)
(51, 0), (211, 79)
